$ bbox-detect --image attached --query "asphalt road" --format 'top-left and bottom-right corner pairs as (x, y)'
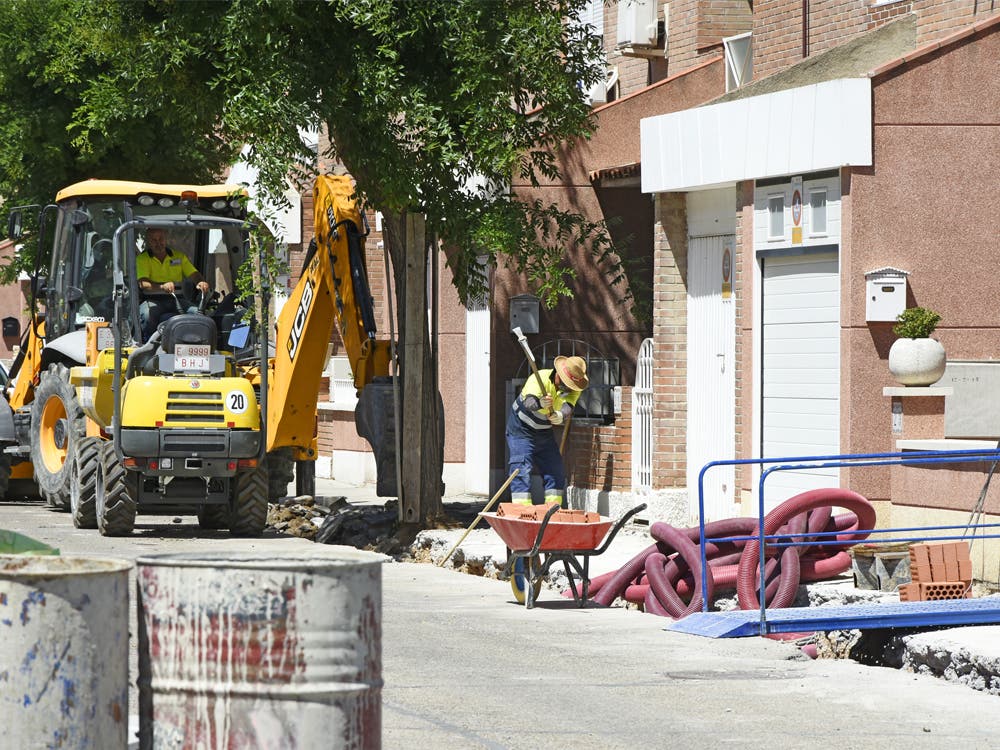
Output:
(4, 497), (1000, 749)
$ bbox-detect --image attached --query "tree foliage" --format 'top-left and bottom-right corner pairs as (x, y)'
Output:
(0, 1), (239, 203)
(0, 0), (618, 305)
(0, 0), (631, 523)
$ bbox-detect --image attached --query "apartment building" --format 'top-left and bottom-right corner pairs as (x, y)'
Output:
(501, 0), (1000, 552)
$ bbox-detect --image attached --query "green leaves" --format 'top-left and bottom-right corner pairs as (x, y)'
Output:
(893, 307), (941, 339)
(0, 0), (612, 310)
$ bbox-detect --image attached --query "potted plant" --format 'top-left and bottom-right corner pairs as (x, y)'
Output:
(888, 306), (946, 386)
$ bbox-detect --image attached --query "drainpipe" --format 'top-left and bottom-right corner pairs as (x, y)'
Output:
(802, 0), (810, 58)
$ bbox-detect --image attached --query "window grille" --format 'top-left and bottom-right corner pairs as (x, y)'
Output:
(511, 339), (619, 425)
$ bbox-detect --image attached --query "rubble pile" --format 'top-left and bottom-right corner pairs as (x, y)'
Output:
(265, 495), (338, 540)
(267, 496), (493, 558)
(314, 502), (399, 547)
(266, 496), (402, 549)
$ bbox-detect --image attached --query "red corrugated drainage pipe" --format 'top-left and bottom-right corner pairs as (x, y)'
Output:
(577, 495), (872, 615)
(645, 522), (716, 618)
(736, 488), (876, 610)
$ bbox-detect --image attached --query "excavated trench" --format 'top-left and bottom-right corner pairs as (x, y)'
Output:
(267, 495), (1000, 695)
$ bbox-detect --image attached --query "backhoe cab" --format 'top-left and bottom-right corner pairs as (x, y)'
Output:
(1, 181), (270, 534)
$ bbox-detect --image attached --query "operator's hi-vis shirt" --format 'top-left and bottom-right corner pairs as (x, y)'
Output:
(135, 249), (197, 284)
(510, 368), (581, 431)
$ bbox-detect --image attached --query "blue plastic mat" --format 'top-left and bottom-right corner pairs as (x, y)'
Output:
(665, 598), (1000, 638)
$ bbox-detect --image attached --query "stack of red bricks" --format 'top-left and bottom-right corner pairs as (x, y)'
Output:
(496, 504), (602, 523)
(899, 541), (973, 602)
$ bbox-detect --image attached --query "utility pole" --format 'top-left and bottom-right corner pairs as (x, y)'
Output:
(400, 212), (427, 525)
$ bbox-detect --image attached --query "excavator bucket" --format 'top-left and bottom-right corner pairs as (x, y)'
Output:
(355, 378), (398, 497)
(355, 377), (446, 499)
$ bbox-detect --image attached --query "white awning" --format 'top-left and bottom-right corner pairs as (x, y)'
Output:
(640, 78), (872, 193)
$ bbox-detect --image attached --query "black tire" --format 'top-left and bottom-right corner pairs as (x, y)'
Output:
(197, 503), (230, 530)
(510, 555), (543, 605)
(97, 440), (137, 536)
(229, 465), (268, 537)
(30, 363), (86, 510)
(70, 436), (101, 529)
(265, 448), (295, 501)
(0, 452), (11, 500)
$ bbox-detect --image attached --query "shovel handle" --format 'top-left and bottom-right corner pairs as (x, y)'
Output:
(513, 329), (551, 412)
(437, 469), (519, 567)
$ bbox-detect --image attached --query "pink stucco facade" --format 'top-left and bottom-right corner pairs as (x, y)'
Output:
(837, 18), (1000, 504)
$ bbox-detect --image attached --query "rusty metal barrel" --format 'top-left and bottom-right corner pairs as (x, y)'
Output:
(136, 549), (386, 749)
(0, 555), (131, 748)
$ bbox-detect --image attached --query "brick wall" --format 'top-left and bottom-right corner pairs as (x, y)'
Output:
(754, 0), (996, 81)
(752, 0), (812, 79)
(565, 387), (634, 490)
(668, 0), (752, 73)
(695, 0), (754, 52)
(866, 0), (913, 32)
(911, 0), (993, 43)
(735, 181), (754, 493)
(651, 193), (688, 489)
(807, 0), (871, 59)
(602, 0), (747, 98)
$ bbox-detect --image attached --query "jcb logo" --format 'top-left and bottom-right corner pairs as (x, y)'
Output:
(287, 279), (314, 361)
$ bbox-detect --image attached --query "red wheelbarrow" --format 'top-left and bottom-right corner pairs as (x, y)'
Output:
(482, 502), (647, 608)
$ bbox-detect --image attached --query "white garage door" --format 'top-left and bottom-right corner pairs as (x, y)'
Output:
(761, 251), (840, 508)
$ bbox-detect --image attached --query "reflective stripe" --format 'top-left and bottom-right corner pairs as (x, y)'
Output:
(511, 492), (532, 504)
(514, 403), (551, 431)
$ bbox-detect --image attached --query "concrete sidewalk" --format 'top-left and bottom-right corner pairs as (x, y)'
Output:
(313, 475), (1000, 697)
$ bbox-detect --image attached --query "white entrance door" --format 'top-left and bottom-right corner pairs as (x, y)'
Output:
(464, 300), (490, 495)
(760, 251), (840, 509)
(687, 235), (737, 521)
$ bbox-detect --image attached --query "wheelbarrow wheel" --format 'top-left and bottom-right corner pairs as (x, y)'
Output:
(511, 555), (542, 604)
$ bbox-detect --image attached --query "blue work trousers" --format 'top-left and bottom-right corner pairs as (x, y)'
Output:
(506, 413), (565, 504)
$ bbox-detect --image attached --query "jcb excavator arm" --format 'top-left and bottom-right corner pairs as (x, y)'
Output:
(267, 174), (391, 457)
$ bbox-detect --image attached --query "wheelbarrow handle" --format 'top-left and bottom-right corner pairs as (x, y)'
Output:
(524, 503), (563, 557)
(591, 502), (647, 556)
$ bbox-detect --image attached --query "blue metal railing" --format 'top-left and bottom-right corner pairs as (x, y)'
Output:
(696, 448), (1000, 633)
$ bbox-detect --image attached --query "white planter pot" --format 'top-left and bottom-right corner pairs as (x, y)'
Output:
(888, 337), (946, 386)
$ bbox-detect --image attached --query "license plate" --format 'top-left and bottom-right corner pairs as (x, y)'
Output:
(174, 344), (211, 372)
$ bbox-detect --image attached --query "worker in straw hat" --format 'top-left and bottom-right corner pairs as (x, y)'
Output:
(506, 355), (589, 506)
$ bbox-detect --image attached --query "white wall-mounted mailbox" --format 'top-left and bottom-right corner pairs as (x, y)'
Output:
(865, 267), (908, 322)
(510, 294), (540, 334)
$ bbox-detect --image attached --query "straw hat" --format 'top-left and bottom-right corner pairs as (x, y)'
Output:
(554, 355), (589, 391)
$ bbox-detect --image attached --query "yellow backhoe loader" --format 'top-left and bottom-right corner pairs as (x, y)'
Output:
(1, 174), (394, 535)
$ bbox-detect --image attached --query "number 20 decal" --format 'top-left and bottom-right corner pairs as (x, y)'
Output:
(227, 390), (248, 415)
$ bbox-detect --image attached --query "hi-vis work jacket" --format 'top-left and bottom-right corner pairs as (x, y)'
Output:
(509, 369), (581, 432)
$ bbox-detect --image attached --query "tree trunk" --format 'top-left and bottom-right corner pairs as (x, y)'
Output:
(324, 140), (444, 528)
(382, 212), (444, 527)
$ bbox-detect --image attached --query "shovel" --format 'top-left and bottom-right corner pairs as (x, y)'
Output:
(513, 326), (571, 454)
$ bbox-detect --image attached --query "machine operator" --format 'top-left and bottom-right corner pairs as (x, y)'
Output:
(136, 228), (210, 338)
